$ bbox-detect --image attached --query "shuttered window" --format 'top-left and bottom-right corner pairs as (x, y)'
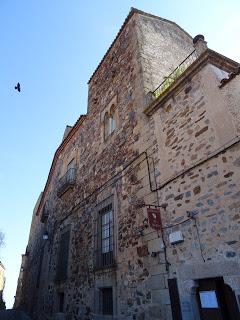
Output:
(56, 230), (70, 281)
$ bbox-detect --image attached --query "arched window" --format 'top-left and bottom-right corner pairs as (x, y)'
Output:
(103, 103), (117, 141)
(104, 105), (116, 140)
(104, 112), (109, 140)
(109, 105), (116, 135)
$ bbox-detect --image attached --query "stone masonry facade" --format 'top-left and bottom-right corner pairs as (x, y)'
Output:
(15, 8), (240, 320)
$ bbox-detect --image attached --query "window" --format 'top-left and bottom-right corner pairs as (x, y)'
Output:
(57, 159), (76, 197)
(56, 230), (70, 281)
(67, 158), (75, 171)
(104, 112), (110, 140)
(104, 105), (116, 140)
(95, 199), (115, 268)
(101, 209), (113, 254)
(109, 105), (116, 134)
(101, 288), (113, 315)
(58, 292), (64, 312)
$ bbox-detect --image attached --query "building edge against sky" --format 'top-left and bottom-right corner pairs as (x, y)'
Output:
(14, 7), (240, 320)
(0, 261), (5, 309)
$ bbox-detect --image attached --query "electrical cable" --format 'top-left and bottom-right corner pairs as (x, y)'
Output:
(51, 136), (240, 227)
(43, 135), (240, 273)
(192, 216), (206, 262)
(146, 135), (240, 192)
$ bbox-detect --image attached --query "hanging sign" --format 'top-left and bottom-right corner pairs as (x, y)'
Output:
(147, 208), (162, 231)
(137, 245), (149, 257)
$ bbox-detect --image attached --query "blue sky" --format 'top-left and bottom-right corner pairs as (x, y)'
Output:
(0, 0), (240, 309)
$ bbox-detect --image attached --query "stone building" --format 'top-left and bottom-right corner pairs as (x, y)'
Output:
(0, 261), (6, 309)
(15, 8), (240, 320)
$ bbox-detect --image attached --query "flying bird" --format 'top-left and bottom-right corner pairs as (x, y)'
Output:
(15, 82), (21, 92)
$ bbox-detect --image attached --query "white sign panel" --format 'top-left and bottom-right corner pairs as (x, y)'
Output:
(199, 291), (219, 308)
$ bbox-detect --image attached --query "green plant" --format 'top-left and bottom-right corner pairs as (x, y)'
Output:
(154, 64), (187, 98)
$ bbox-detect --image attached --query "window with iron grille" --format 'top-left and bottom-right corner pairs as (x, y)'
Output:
(56, 229), (70, 282)
(58, 292), (64, 312)
(101, 288), (113, 315)
(95, 198), (115, 269)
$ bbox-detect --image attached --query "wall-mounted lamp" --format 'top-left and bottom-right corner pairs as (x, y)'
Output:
(151, 252), (158, 258)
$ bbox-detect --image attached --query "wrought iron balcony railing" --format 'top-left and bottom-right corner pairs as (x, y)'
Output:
(57, 168), (76, 197)
(153, 50), (198, 99)
(94, 250), (115, 270)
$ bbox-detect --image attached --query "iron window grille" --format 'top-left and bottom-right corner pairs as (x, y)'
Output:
(58, 292), (64, 313)
(101, 287), (113, 315)
(94, 199), (115, 269)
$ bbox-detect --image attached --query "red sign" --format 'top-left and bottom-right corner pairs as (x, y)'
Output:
(147, 208), (162, 231)
(137, 245), (149, 257)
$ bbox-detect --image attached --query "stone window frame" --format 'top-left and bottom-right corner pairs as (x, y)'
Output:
(94, 278), (117, 317)
(100, 287), (113, 315)
(101, 207), (114, 254)
(55, 225), (72, 283)
(93, 192), (118, 317)
(101, 95), (118, 142)
(94, 195), (116, 270)
(58, 148), (78, 180)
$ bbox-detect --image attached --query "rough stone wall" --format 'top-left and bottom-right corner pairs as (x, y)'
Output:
(149, 62), (240, 319)
(19, 11), (196, 320)
(14, 193), (47, 316)
(17, 9), (240, 320)
(135, 14), (194, 94)
(24, 12), (150, 320)
(220, 75), (240, 134)
(152, 64), (237, 184)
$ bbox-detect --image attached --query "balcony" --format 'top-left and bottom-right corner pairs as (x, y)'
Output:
(57, 168), (76, 197)
(94, 250), (115, 270)
(151, 50), (198, 100)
